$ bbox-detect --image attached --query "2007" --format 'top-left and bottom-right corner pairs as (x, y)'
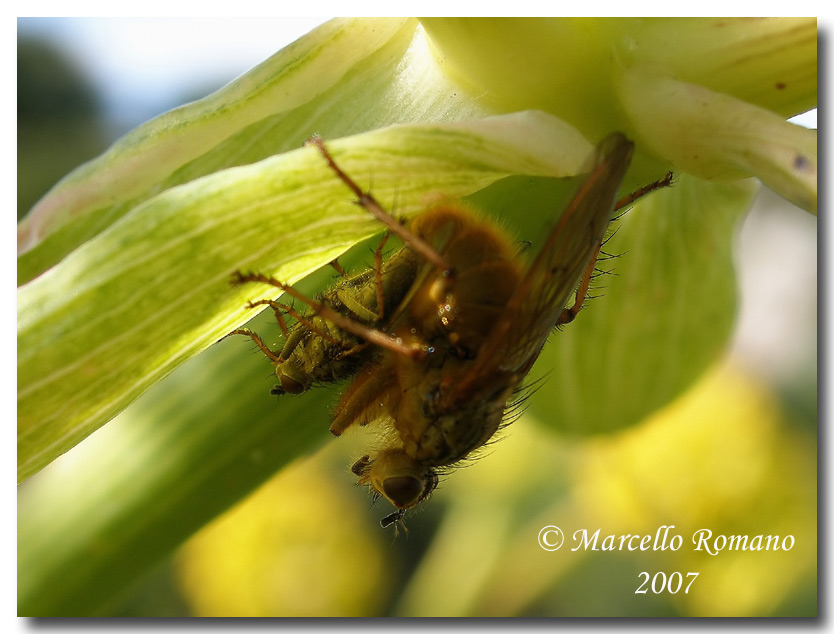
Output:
(636, 572), (699, 594)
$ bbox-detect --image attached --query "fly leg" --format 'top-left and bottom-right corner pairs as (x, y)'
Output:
(613, 171), (674, 215)
(329, 258), (348, 277)
(243, 297), (342, 347)
(305, 136), (451, 275)
(231, 270), (427, 361)
(333, 232), (391, 325)
(373, 232), (390, 322)
(224, 328), (283, 363)
(558, 171), (674, 326)
(557, 242), (601, 326)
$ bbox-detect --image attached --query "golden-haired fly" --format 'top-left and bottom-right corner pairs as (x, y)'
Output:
(229, 134), (672, 528)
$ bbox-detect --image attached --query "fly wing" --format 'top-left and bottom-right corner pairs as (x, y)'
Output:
(457, 133), (634, 394)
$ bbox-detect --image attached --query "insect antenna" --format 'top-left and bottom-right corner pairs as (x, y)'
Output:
(380, 508), (405, 530)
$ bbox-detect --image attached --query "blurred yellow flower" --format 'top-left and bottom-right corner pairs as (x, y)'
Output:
(177, 448), (389, 617)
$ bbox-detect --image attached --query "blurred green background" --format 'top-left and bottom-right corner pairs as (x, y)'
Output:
(17, 19), (816, 617)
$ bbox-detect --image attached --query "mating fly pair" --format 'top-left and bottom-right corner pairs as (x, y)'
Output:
(230, 134), (672, 528)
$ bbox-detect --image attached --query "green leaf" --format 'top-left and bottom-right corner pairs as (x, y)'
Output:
(18, 17), (384, 274)
(17, 331), (332, 616)
(527, 174), (757, 434)
(16, 18), (478, 284)
(421, 17), (817, 213)
(617, 68), (817, 212)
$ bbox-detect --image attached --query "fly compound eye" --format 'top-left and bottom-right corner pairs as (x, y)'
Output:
(382, 476), (426, 509)
(366, 450), (437, 511)
(275, 372), (305, 395)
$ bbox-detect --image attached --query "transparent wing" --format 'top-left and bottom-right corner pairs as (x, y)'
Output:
(458, 133), (634, 393)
